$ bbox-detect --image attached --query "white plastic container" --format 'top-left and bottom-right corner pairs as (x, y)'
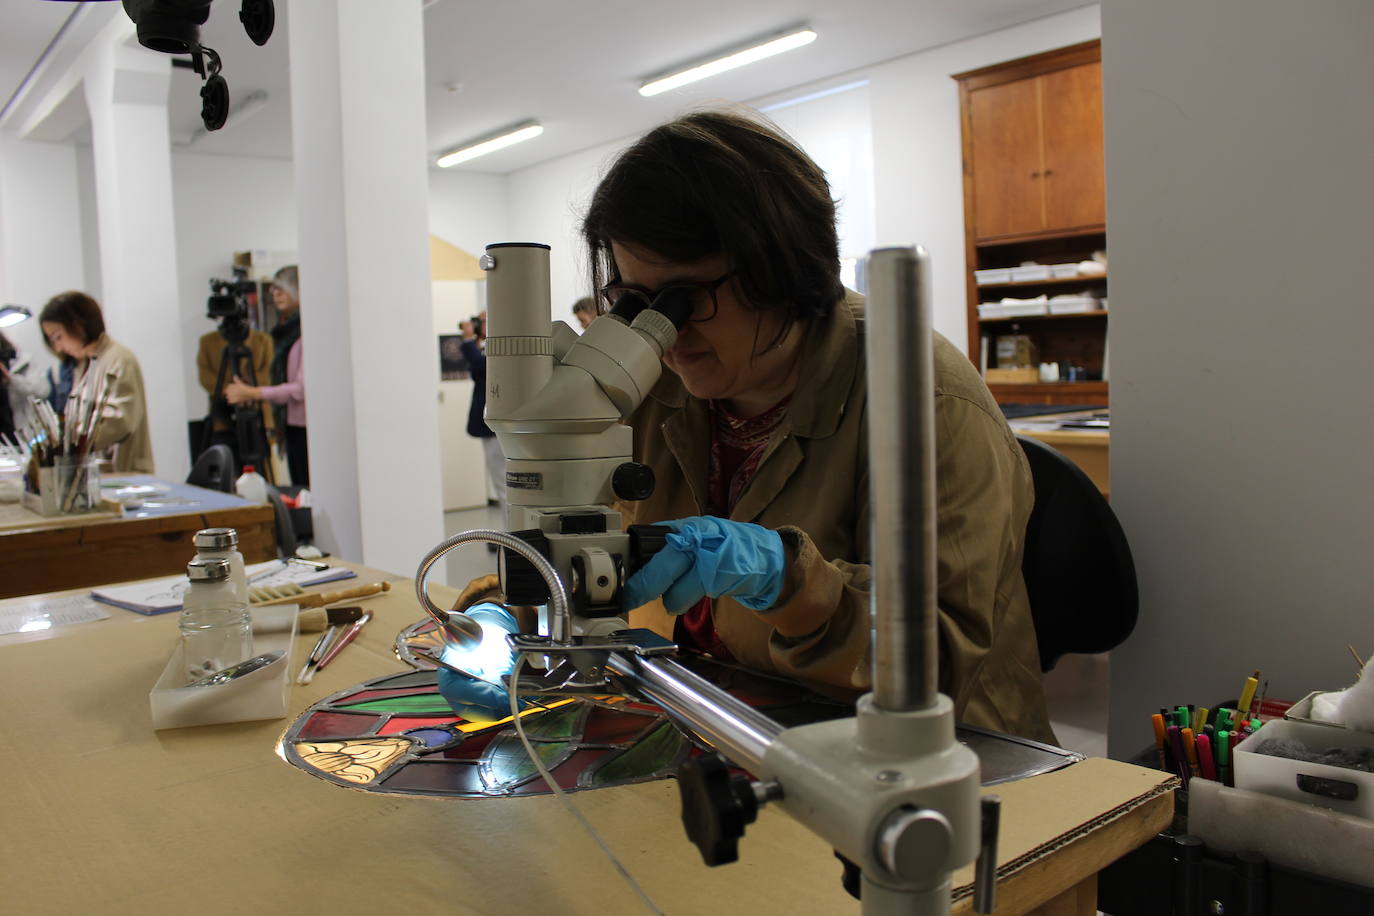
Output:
(1048, 296), (1099, 315)
(193, 527), (249, 608)
(1234, 718), (1374, 820)
(1009, 265), (1052, 282)
(1049, 263), (1081, 279)
(235, 465), (269, 503)
(974, 267), (1013, 285)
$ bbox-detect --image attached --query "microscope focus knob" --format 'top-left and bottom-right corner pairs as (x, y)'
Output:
(612, 462), (655, 501)
(677, 753), (759, 867)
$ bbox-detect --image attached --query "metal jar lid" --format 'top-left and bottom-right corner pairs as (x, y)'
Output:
(187, 556), (232, 581)
(194, 527), (239, 549)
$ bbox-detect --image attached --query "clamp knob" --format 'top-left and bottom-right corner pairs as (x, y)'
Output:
(677, 753), (759, 866)
(612, 462), (655, 501)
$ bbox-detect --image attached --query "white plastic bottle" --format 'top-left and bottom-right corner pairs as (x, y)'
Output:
(180, 557), (253, 683)
(235, 464), (269, 503)
(193, 527), (250, 610)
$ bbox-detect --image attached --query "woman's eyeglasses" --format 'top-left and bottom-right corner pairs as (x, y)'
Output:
(598, 272), (733, 323)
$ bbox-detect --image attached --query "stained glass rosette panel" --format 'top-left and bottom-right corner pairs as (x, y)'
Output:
(279, 668), (697, 797)
(281, 625), (854, 800)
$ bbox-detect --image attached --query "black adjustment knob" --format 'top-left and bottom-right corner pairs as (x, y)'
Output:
(627, 524), (669, 575)
(612, 462), (655, 501)
(677, 753), (758, 866)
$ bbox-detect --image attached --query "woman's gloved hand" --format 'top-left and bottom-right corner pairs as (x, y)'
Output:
(435, 602), (534, 722)
(621, 516), (787, 614)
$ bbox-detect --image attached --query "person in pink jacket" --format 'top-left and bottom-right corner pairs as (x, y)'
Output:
(225, 266), (308, 486)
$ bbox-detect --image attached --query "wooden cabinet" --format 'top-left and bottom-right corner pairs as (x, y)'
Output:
(955, 40), (1109, 406)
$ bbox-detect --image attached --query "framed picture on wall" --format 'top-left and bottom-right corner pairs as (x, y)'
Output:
(438, 334), (470, 380)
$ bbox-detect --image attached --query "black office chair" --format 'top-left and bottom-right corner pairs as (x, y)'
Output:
(1017, 435), (1138, 672)
(186, 443), (236, 493)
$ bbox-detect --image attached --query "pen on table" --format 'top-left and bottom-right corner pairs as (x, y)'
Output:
(1216, 730), (1231, 787)
(1196, 733), (1216, 781)
(1237, 670), (1260, 720)
(289, 557), (330, 571)
(316, 611), (372, 671)
(1192, 706), (1209, 733)
(1167, 725), (1189, 788)
(1151, 713), (1170, 770)
(298, 624), (338, 685)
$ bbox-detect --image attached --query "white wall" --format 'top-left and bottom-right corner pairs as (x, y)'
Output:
(1103, 0), (1374, 754)
(0, 136), (87, 378)
(428, 169), (508, 261)
(171, 151), (296, 425)
(506, 140), (629, 322)
(866, 5), (1101, 351)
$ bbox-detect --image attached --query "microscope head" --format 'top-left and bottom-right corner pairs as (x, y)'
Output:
(478, 243), (689, 628)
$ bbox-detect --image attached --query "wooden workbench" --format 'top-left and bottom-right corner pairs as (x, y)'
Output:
(1010, 411), (1110, 498)
(0, 477), (275, 598)
(0, 563), (1172, 915)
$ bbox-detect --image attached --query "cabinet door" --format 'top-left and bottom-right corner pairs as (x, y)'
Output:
(969, 77), (1044, 239)
(1041, 62), (1105, 231)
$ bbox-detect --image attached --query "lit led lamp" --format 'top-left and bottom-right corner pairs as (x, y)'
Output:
(638, 27), (817, 97)
(436, 121), (544, 168)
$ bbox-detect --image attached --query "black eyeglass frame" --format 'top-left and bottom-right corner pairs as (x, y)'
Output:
(597, 271), (734, 323)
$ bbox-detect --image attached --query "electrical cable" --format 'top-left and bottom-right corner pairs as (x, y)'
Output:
(509, 655), (664, 916)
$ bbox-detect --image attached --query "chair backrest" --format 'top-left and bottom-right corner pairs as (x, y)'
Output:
(187, 443), (236, 493)
(1017, 435), (1138, 672)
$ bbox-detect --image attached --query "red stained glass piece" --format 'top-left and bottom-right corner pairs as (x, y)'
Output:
(440, 732), (495, 760)
(334, 687), (439, 704)
(509, 748), (607, 795)
(377, 717), (462, 735)
(298, 711), (380, 739)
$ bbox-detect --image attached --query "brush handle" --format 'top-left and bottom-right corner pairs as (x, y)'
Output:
(256, 580), (392, 608)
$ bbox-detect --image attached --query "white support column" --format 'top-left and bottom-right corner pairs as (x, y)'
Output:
(286, 0), (444, 573)
(83, 29), (188, 479)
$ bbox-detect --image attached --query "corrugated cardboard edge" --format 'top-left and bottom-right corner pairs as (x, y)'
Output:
(951, 766), (1180, 900)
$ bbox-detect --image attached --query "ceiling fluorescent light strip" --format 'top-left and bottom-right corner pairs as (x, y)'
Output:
(436, 121), (543, 167)
(639, 27), (817, 98)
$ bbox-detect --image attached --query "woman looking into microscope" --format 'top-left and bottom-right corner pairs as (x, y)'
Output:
(442, 109), (1054, 743)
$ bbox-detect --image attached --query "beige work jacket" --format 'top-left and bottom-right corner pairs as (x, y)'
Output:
(75, 335), (154, 474)
(622, 293), (1055, 744)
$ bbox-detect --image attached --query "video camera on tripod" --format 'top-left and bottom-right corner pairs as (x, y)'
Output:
(200, 275), (271, 479)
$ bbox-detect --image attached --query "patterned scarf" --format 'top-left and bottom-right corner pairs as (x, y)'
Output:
(677, 395), (791, 660)
(706, 396), (792, 516)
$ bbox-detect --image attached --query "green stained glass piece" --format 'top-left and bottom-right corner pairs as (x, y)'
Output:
(519, 702), (583, 741)
(478, 734), (571, 791)
(337, 694), (456, 715)
(585, 721), (685, 787)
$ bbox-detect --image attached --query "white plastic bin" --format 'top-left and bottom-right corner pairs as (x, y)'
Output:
(1234, 718), (1374, 820)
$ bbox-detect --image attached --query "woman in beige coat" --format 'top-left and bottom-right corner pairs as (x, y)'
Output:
(39, 291), (154, 474)
(588, 111), (1055, 743)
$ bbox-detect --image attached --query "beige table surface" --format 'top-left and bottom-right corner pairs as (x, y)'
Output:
(0, 561), (1171, 915)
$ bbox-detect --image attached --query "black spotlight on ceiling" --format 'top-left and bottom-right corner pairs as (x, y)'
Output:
(118, 0), (275, 131)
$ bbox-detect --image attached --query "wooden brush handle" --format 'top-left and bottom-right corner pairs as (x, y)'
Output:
(254, 580), (391, 609)
(297, 581), (391, 608)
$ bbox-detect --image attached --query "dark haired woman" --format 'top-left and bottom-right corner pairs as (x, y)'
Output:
(39, 291), (153, 473)
(592, 109), (1053, 742)
(441, 109), (1054, 743)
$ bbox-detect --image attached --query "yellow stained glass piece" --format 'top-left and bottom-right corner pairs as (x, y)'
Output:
(297, 737), (412, 784)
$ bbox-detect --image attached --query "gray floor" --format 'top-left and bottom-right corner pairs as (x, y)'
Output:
(443, 506), (1111, 759)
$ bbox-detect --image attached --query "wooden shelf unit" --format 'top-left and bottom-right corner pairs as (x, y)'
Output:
(955, 40), (1109, 405)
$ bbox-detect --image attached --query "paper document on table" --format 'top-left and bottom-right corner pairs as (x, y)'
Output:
(0, 595), (111, 635)
(91, 576), (189, 615)
(245, 560), (355, 589)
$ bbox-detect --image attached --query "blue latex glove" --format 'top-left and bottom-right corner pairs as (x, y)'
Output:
(435, 602), (533, 722)
(621, 516), (787, 615)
